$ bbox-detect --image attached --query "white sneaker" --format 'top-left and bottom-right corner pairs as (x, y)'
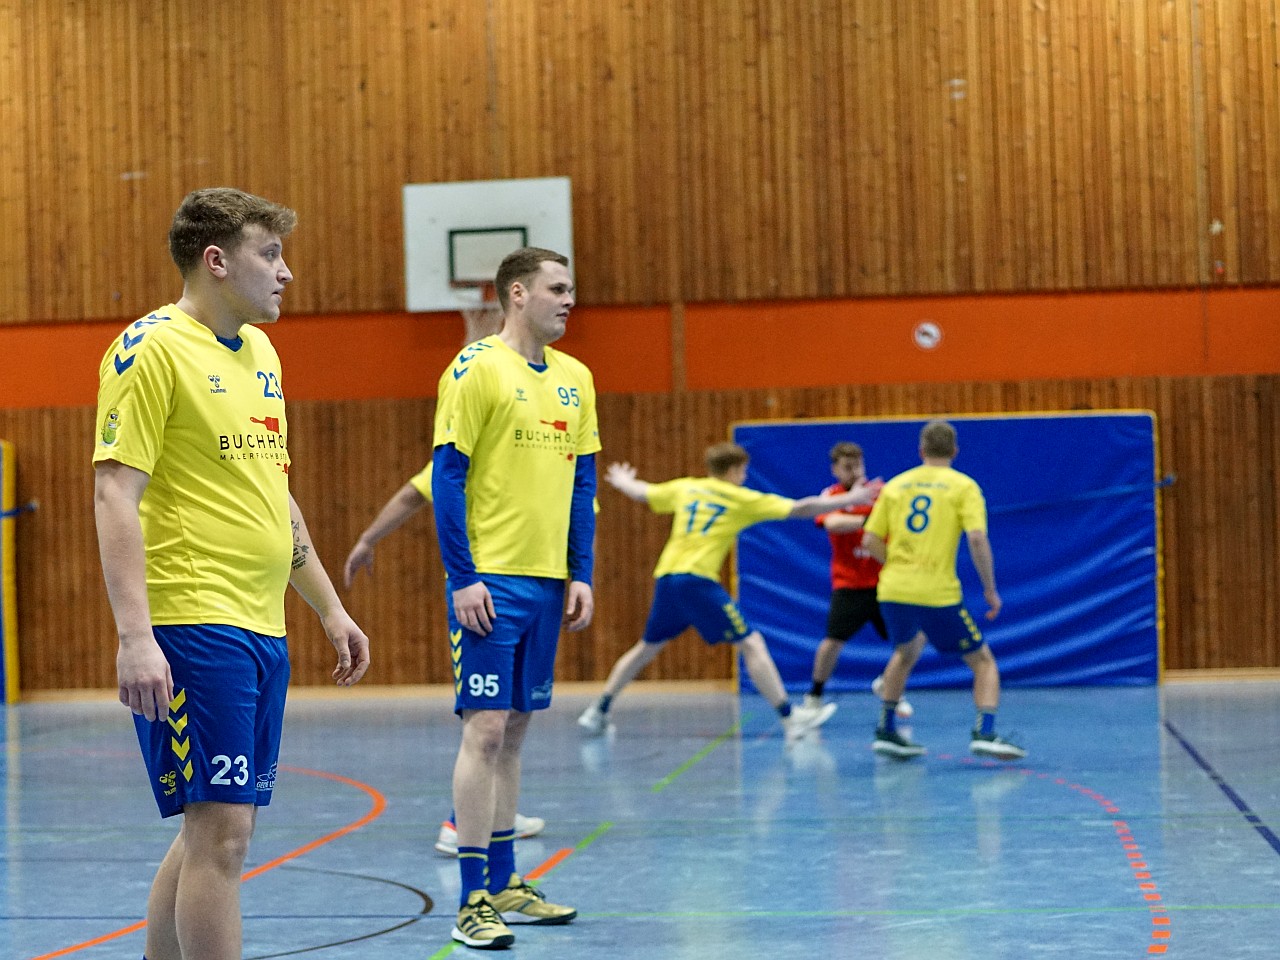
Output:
(577, 702), (613, 736)
(434, 813), (548, 856)
(791, 693), (838, 724)
(871, 675), (914, 719)
(784, 701), (837, 741)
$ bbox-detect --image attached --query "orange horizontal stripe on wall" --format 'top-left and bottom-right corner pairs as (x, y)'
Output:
(2, 291), (1278, 410)
(0, 305), (673, 409)
(684, 288), (1280, 390)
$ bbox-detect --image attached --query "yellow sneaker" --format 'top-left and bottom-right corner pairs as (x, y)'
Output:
(452, 889), (515, 949)
(490, 873), (577, 925)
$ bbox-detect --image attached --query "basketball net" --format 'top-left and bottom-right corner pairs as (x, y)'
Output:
(459, 282), (503, 345)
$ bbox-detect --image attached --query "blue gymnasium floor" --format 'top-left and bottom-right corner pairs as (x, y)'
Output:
(4, 682), (1280, 960)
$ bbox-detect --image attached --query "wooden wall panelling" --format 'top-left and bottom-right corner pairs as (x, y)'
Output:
(9, 1), (1280, 322)
(6, 374), (1280, 691)
(0, 0), (31, 322)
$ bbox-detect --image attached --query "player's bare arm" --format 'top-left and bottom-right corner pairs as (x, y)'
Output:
(93, 459), (174, 721)
(822, 513), (867, 533)
(288, 494), (372, 684)
(605, 461), (650, 501)
(788, 478), (883, 519)
(344, 481), (429, 588)
(861, 530), (888, 564)
(965, 529), (1002, 620)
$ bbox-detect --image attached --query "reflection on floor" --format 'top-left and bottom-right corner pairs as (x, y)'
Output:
(5, 682), (1280, 959)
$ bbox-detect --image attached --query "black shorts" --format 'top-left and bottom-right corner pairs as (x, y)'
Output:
(825, 587), (887, 642)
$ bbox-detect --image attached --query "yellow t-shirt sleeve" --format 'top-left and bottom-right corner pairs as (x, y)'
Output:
(408, 461), (434, 501)
(93, 332), (174, 474)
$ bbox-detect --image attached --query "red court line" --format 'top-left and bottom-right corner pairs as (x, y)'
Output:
(27, 765), (386, 960)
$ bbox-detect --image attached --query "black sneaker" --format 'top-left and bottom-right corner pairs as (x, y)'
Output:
(969, 730), (1027, 760)
(872, 727), (926, 758)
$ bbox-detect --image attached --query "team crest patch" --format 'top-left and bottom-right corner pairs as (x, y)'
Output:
(100, 408), (121, 445)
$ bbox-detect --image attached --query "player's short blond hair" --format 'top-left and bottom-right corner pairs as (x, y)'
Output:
(169, 188), (297, 276)
(706, 442), (750, 477)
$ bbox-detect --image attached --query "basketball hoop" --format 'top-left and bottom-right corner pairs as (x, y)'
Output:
(457, 281), (503, 345)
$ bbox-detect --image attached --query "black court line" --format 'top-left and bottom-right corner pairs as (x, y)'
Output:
(245, 864), (433, 960)
(1164, 719), (1280, 857)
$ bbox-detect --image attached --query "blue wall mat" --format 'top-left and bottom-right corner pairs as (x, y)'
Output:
(731, 413), (1160, 691)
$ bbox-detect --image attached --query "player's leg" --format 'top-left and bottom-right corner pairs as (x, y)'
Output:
(866, 597), (915, 719)
(446, 577), (520, 948)
(488, 578), (576, 926)
(134, 625), (280, 958)
(580, 575), (687, 733)
(172, 802), (256, 959)
(870, 606), (927, 758)
(962, 643), (1026, 760)
(142, 829), (185, 960)
(805, 588), (857, 705)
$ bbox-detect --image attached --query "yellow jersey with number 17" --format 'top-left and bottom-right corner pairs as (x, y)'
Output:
(92, 304), (293, 635)
(863, 463), (987, 607)
(646, 476), (793, 581)
(433, 335), (600, 579)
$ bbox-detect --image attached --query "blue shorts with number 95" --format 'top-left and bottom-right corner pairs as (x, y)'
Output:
(447, 574), (565, 714)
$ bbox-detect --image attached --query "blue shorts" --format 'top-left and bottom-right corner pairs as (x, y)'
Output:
(135, 624), (290, 819)
(879, 601), (985, 656)
(642, 574), (752, 646)
(447, 575), (565, 714)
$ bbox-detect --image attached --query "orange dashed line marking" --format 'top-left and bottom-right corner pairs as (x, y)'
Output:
(1027, 772), (1171, 954)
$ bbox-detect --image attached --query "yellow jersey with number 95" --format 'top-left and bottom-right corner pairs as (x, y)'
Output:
(433, 335), (600, 578)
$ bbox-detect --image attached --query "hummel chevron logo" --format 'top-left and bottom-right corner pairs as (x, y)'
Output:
(114, 354), (135, 375)
(453, 367), (470, 380)
(122, 329), (146, 349)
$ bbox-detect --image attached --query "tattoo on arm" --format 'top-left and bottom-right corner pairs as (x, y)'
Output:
(291, 520), (310, 570)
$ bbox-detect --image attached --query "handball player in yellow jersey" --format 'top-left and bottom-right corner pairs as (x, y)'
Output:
(578, 442), (879, 740)
(431, 247), (598, 948)
(861, 419), (1025, 761)
(93, 188), (371, 960)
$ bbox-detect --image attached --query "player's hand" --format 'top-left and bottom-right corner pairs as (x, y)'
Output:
(605, 462), (637, 489)
(117, 634), (174, 722)
(453, 581), (496, 636)
(984, 587), (1002, 621)
(850, 477), (885, 504)
(322, 609), (372, 685)
(563, 581), (594, 632)
(343, 540), (374, 589)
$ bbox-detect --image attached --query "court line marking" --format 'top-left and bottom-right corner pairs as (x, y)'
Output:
(944, 754), (1172, 955)
(651, 715), (747, 793)
(1164, 719), (1280, 856)
(426, 713), (753, 956)
(26, 764), (386, 960)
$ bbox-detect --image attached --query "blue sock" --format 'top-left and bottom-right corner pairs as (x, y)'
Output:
(487, 829), (517, 893)
(777, 701), (792, 718)
(458, 847), (489, 906)
(448, 808), (456, 824)
(599, 694), (614, 713)
(976, 710), (996, 735)
(879, 702), (899, 732)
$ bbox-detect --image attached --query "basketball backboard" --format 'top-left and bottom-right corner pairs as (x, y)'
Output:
(403, 177), (573, 313)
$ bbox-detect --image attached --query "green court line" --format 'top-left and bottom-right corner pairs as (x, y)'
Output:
(574, 820), (614, 852)
(557, 901), (1280, 919)
(431, 716), (749, 956)
(650, 714), (748, 794)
